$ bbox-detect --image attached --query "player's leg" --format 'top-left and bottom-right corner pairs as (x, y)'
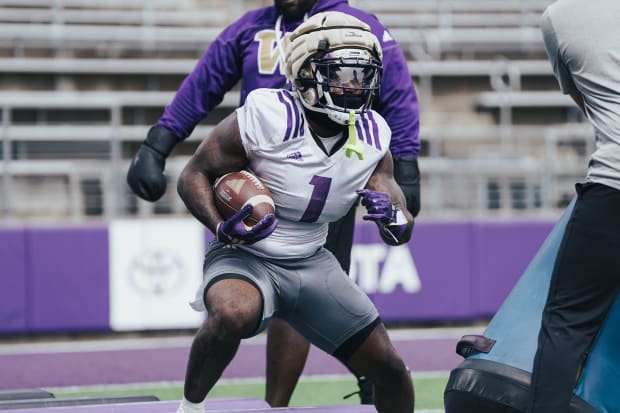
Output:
(284, 249), (413, 413)
(265, 318), (310, 406)
(344, 323), (414, 413)
(263, 204), (359, 406)
(182, 278), (262, 406)
(529, 183), (620, 413)
(324, 205), (376, 404)
(180, 243), (277, 412)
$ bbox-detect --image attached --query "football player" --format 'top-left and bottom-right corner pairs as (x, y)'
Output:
(127, 0), (421, 405)
(175, 12), (414, 413)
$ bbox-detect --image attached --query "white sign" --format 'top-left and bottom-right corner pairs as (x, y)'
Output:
(350, 244), (421, 294)
(109, 218), (205, 331)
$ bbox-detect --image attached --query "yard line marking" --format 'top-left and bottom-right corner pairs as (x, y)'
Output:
(0, 326), (486, 355)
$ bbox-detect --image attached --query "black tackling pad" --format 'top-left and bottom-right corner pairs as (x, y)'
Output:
(444, 358), (598, 413)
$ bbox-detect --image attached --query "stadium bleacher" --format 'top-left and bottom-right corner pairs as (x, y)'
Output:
(0, 0), (593, 221)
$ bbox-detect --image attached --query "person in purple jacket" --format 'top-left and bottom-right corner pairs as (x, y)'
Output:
(126, 0), (421, 406)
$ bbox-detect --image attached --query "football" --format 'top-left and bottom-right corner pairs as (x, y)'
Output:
(213, 170), (275, 226)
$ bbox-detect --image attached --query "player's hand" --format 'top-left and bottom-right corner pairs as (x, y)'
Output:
(216, 204), (278, 245)
(127, 126), (178, 202)
(356, 189), (408, 245)
(356, 189), (395, 224)
(127, 144), (168, 201)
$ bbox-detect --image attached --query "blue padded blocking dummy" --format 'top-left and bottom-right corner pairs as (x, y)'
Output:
(445, 198), (620, 413)
(574, 295), (620, 413)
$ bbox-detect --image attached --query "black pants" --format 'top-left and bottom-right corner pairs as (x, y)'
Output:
(529, 182), (620, 412)
(324, 203), (357, 274)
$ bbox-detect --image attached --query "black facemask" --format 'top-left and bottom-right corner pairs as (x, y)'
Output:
(331, 94), (366, 111)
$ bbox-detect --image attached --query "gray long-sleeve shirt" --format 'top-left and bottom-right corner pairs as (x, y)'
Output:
(542, 0), (620, 190)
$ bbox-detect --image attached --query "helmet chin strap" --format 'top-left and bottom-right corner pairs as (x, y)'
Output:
(327, 109), (354, 125)
(344, 110), (364, 160)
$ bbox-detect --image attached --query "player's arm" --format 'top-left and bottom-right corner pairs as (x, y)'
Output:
(358, 151), (414, 246)
(541, 10), (586, 114)
(373, 27), (421, 218)
(127, 25), (243, 202)
(177, 111), (248, 234)
(178, 111), (277, 245)
(569, 89), (586, 113)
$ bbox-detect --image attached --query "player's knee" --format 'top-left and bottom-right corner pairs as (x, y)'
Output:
(207, 301), (261, 341)
(204, 278), (262, 338)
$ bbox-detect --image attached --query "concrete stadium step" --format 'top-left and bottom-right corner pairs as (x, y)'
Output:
(4, 398), (271, 413)
(0, 395), (158, 410)
(207, 407), (378, 412)
(0, 389), (54, 401)
(2, 398), (380, 413)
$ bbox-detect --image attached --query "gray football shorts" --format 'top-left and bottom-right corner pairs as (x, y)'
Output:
(190, 241), (379, 355)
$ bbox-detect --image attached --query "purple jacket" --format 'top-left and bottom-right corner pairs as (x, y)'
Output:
(157, 0), (420, 157)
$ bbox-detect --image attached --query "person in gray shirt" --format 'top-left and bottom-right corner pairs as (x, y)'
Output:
(530, 1), (620, 412)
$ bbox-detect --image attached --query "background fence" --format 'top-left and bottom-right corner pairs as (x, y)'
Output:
(0, 0), (590, 332)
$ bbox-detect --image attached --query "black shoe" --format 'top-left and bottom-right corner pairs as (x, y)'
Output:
(343, 376), (375, 405)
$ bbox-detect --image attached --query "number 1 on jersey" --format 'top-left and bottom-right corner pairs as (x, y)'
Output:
(300, 175), (332, 223)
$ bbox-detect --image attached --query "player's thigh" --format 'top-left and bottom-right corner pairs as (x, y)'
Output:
(204, 278), (262, 335)
(283, 248), (379, 355)
(199, 242), (279, 337)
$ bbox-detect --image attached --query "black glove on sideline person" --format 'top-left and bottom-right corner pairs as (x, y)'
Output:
(393, 156), (421, 217)
(127, 126), (179, 202)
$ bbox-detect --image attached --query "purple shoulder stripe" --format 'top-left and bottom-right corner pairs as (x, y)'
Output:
(355, 112), (382, 151)
(355, 120), (367, 145)
(367, 112), (382, 150)
(295, 97), (305, 138)
(281, 91), (304, 139)
(276, 91), (294, 142)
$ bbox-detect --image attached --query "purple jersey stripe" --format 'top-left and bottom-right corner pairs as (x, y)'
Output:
(361, 115), (373, 146)
(277, 91), (294, 142)
(282, 91), (303, 139)
(368, 111), (382, 150)
(297, 100), (305, 138)
(355, 121), (365, 144)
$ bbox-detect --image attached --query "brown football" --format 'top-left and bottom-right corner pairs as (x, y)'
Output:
(213, 170), (275, 226)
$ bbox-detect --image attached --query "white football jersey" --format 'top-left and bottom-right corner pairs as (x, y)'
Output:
(236, 88), (391, 259)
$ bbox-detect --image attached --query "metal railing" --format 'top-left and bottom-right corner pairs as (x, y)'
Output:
(0, 113), (593, 222)
(0, 0), (588, 222)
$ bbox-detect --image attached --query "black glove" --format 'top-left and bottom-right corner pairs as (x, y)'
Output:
(127, 126), (179, 202)
(393, 156), (421, 218)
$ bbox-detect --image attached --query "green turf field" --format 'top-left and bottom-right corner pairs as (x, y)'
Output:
(52, 374), (448, 410)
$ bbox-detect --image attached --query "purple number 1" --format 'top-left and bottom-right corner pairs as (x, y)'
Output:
(300, 175), (332, 223)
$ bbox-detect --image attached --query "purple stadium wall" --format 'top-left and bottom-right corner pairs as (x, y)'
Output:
(0, 220), (553, 334)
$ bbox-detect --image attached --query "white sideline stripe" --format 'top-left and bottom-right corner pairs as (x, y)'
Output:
(0, 326), (486, 355)
(44, 371), (450, 393)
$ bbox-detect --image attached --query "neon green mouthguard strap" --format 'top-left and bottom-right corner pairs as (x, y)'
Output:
(344, 110), (364, 160)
